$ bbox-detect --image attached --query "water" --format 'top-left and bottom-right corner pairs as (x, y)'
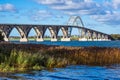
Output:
(1, 65), (120, 80)
(12, 41), (120, 48)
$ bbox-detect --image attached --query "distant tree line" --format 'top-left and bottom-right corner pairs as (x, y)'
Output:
(111, 34), (120, 40)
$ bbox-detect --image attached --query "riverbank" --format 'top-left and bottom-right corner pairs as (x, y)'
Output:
(0, 43), (120, 72)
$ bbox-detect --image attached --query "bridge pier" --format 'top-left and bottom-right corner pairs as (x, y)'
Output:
(79, 38), (87, 41)
(51, 38), (57, 41)
(97, 34), (101, 41)
(93, 39), (98, 41)
(60, 27), (71, 41)
(86, 30), (92, 41)
(20, 38), (28, 42)
(4, 37), (9, 41)
(2, 32), (9, 41)
(61, 38), (70, 41)
(36, 38), (44, 42)
(92, 32), (97, 41)
(101, 35), (105, 41)
(105, 35), (110, 41)
(79, 29), (88, 41)
(87, 38), (93, 41)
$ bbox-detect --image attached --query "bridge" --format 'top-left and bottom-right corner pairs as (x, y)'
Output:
(0, 16), (111, 42)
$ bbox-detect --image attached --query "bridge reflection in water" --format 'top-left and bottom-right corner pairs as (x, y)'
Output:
(0, 16), (111, 42)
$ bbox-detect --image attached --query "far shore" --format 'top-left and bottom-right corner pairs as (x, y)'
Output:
(0, 42), (120, 72)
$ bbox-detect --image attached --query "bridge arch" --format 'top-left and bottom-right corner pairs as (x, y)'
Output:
(57, 27), (70, 41)
(33, 26), (45, 41)
(59, 27), (68, 38)
(43, 26), (60, 41)
(48, 26), (58, 41)
(67, 16), (84, 37)
(15, 26), (31, 42)
(5, 26), (28, 42)
(15, 27), (24, 38)
(67, 16), (84, 27)
(0, 26), (14, 41)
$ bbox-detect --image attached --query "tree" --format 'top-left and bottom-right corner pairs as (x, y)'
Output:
(111, 34), (120, 40)
(0, 32), (4, 41)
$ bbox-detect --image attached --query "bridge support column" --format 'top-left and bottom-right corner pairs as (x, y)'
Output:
(101, 35), (104, 41)
(36, 38), (44, 42)
(61, 27), (71, 41)
(87, 30), (93, 41)
(79, 29), (87, 41)
(92, 32), (97, 41)
(16, 26), (30, 42)
(105, 35), (110, 41)
(34, 27), (46, 42)
(87, 39), (93, 41)
(48, 27), (59, 42)
(20, 38), (28, 42)
(2, 33), (9, 41)
(4, 37), (9, 41)
(79, 37), (88, 41)
(51, 38), (57, 41)
(97, 34), (102, 41)
(61, 38), (70, 41)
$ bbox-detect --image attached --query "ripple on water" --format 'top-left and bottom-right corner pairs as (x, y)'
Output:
(11, 41), (120, 48)
(1, 65), (120, 80)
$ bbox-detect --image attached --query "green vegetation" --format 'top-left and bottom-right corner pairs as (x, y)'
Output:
(0, 43), (120, 72)
(111, 34), (120, 40)
(70, 35), (79, 40)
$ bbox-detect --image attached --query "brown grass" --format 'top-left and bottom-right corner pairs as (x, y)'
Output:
(0, 43), (120, 72)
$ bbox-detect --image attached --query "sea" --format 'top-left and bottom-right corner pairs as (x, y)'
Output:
(12, 40), (120, 48)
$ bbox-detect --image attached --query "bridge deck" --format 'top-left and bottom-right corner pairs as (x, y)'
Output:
(0, 24), (109, 36)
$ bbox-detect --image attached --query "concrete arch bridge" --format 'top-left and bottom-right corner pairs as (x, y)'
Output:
(0, 16), (111, 42)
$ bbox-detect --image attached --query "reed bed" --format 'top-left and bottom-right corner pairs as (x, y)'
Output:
(0, 43), (120, 72)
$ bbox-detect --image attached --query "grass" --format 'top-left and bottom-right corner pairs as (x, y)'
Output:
(0, 43), (120, 72)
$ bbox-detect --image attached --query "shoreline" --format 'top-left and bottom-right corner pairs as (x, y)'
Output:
(0, 43), (120, 72)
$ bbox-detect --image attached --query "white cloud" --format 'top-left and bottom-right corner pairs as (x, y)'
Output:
(35, 0), (64, 4)
(36, 0), (107, 15)
(112, 0), (120, 9)
(0, 3), (16, 12)
(35, 0), (120, 26)
(91, 12), (120, 25)
(29, 10), (53, 21)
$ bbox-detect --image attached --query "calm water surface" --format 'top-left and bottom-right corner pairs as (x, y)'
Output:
(1, 65), (120, 80)
(1, 41), (120, 80)
(12, 41), (120, 48)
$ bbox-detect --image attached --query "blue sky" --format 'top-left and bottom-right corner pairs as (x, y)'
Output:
(0, 0), (120, 35)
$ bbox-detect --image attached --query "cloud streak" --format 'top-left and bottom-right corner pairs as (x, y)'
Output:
(35, 0), (120, 26)
(28, 9), (54, 21)
(91, 12), (120, 25)
(0, 3), (16, 12)
(36, 0), (106, 15)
